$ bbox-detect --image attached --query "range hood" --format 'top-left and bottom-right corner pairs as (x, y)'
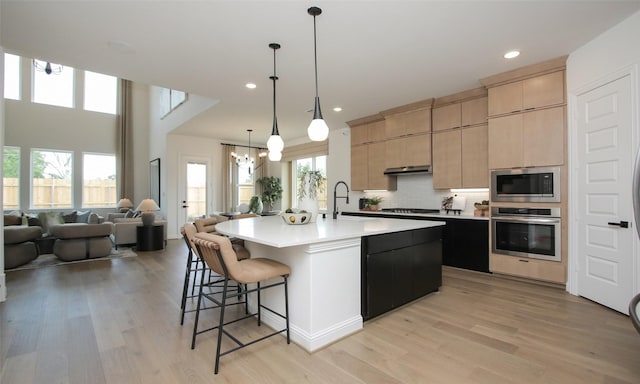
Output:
(383, 165), (432, 175)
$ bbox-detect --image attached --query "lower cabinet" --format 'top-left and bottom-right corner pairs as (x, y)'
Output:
(362, 227), (442, 320)
(490, 253), (566, 284)
(442, 218), (489, 273)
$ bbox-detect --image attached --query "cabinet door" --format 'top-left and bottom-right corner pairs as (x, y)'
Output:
(432, 130), (462, 189)
(488, 82), (523, 116)
(432, 103), (461, 131)
(368, 120), (387, 142)
(351, 124), (369, 146)
(488, 114), (523, 169)
(523, 107), (564, 167)
(461, 124), (489, 188)
(385, 109), (431, 138)
(523, 71), (564, 110)
(461, 97), (488, 127)
(350, 144), (368, 191)
(385, 137), (404, 169)
(404, 133), (431, 167)
(368, 141), (396, 190)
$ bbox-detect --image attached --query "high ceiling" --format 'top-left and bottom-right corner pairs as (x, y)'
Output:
(2, 1), (639, 146)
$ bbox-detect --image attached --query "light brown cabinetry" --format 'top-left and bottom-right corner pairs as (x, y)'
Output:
(489, 253), (566, 284)
(488, 71), (565, 116)
(383, 104), (432, 138)
(348, 116), (397, 191)
(432, 89), (488, 189)
(488, 107), (564, 169)
(385, 134), (431, 169)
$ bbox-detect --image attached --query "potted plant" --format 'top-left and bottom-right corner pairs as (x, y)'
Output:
(366, 196), (383, 211)
(256, 176), (283, 212)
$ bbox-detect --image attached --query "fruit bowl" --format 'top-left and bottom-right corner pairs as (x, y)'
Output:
(281, 212), (313, 225)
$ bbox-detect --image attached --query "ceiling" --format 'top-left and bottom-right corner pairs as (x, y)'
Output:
(2, 1), (640, 147)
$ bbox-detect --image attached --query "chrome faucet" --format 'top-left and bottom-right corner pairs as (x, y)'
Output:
(333, 181), (350, 219)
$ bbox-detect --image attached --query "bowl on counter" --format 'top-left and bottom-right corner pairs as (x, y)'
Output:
(281, 212), (313, 225)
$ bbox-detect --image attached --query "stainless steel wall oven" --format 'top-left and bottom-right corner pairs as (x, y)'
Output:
(491, 207), (561, 262)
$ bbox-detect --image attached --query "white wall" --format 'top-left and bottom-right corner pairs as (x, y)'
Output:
(566, 10), (640, 294)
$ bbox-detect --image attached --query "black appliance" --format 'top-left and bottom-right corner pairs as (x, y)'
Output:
(491, 206), (561, 262)
(491, 167), (560, 203)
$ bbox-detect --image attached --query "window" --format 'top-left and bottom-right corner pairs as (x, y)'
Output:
(33, 59), (74, 108)
(84, 71), (117, 114)
(3, 146), (21, 209)
(4, 53), (20, 100)
(236, 149), (256, 207)
(31, 149), (73, 209)
(82, 153), (116, 207)
(293, 155), (327, 210)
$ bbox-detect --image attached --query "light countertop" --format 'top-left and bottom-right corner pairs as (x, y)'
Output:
(214, 214), (445, 248)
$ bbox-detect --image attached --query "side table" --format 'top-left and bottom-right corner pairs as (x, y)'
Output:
(136, 224), (164, 251)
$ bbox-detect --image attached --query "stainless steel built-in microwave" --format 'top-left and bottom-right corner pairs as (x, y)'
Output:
(491, 167), (561, 203)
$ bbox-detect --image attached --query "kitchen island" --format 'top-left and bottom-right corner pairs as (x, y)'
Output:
(214, 214), (445, 352)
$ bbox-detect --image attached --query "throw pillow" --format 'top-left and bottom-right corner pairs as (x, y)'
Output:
(62, 211), (78, 223)
(76, 210), (91, 223)
(27, 216), (42, 227)
(3, 214), (22, 226)
(37, 211), (64, 236)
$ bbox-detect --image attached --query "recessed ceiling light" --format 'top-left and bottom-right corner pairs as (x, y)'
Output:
(246, 83), (257, 89)
(504, 50), (520, 59)
(333, 107), (342, 112)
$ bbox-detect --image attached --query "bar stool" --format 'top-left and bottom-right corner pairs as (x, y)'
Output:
(192, 232), (290, 374)
(179, 224), (210, 325)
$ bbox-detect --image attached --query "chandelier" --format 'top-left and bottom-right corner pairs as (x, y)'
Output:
(33, 59), (63, 75)
(231, 129), (267, 174)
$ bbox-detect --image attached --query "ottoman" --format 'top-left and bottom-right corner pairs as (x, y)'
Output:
(4, 225), (43, 269)
(49, 223), (114, 262)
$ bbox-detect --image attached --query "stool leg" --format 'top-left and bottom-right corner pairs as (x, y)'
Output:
(180, 249), (194, 325)
(214, 277), (229, 375)
(284, 276), (290, 344)
(190, 266), (207, 349)
(257, 281), (262, 326)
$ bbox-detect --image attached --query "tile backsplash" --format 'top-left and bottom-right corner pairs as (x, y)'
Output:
(352, 174), (489, 216)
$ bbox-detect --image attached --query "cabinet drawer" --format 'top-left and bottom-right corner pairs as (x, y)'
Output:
(490, 253), (566, 284)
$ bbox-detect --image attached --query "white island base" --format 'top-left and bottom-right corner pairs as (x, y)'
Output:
(214, 215), (444, 352)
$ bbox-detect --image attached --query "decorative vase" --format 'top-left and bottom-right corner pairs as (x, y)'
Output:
(298, 196), (319, 223)
(298, 172), (320, 222)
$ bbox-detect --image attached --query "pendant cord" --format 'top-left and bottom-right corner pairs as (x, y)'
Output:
(313, 14), (319, 98)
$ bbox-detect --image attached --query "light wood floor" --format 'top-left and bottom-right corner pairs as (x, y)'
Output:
(2, 239), (639, 383)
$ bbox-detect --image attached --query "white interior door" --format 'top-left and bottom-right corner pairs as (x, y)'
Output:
(576, 74), (634, 313)
(178, 156), (209, 226)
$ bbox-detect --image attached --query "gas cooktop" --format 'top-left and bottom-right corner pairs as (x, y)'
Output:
(381, 208), (441, 214)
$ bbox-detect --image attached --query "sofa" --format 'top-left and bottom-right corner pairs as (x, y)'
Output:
(49, 223), (114, 261)
(4, 214), (43, 268)
(106, 213), (167, 249)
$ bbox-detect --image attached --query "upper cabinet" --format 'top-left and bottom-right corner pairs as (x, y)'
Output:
(488, 71), (565, 116)
(432, 88), (488, 189)
(481, 56), (567, 169)
(381, 99), (433, 138)
(348, 114), (397, 191)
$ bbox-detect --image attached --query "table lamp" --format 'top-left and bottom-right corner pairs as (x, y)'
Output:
(136, 198), (160, 226)
(117, 198), (134, 213)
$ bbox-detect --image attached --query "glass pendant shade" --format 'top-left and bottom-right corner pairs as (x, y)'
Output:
(268, 150), (282, 161)
(267, 134), (284, 153)
(308, 96), (329, 141)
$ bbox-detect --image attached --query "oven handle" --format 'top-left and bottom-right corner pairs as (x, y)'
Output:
(491, 216), (561, 224)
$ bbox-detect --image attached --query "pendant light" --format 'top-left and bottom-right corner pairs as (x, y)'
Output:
(307, 6), (329, 142)
(267, 42), (284, 161)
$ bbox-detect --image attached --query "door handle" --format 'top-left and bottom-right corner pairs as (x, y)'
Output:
(608, 221), (629, 228)
(182, 205), (189, 208)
